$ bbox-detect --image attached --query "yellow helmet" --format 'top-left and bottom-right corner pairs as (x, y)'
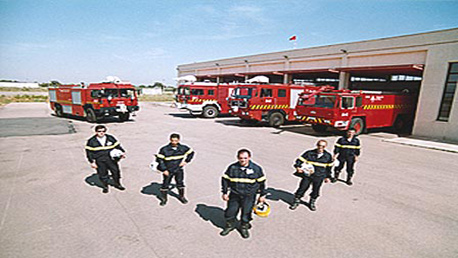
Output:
(253, 202), (271, 217)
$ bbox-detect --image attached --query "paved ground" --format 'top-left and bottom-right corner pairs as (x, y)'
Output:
(0, 103), (457, 258)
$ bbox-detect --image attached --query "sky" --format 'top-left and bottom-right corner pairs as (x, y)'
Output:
(1, 0), (457, 86)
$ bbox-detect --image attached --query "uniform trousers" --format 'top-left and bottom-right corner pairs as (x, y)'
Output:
(294, 175), (324, 199)
(161, 168), (185, 190)
(225, 193), (257, 223)
(96, 158), (121, 185)
(335, 155), (356, 177)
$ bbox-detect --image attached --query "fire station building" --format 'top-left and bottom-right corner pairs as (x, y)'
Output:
(177, 28), (458, 142)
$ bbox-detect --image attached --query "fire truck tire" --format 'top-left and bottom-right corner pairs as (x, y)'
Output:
(202, 106), (219, 118)
(86, 108), (98, 123)
(394, 116), (409, 133)
(54, 105), (63, 117)
(350, 118), (365, 135)
(268, 112), (285, 127)
(311, 124), (327, 133)
(119, 113), (130, 122)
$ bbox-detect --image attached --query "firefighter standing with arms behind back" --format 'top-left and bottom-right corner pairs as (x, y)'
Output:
(331, 128), (361, 185)
(85, 125), (126, 193)
(156, 133), (195, 206)
(289, 140), (333, 211)
(220, 149), (267, 239)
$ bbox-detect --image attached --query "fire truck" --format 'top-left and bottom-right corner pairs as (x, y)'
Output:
(229, 83), (318, 127)
(176, 81), (235, 118)
(296, 88), (417, 135)
(48, 81), (139, 122)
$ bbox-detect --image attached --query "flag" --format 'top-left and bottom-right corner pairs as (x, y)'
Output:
(289, 35), (296, 41)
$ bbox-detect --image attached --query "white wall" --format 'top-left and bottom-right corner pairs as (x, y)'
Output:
(0, 82), (40, 88)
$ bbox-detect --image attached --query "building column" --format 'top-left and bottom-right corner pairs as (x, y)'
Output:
(283, 74), (291, 84)
(338, 72), (350, 90)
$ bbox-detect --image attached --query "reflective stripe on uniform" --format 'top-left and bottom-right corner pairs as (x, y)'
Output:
(222, 174), (265, 183)
(85, 141), (120, 151)
(156, 148), (194, 161)
(304, 159), (333, 167)
(335, 143), (361, 149)
(298, 156), (307, 163)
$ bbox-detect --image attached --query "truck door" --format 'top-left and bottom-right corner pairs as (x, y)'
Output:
(260, 88), (274, 107)
(340, 96), (357, 120)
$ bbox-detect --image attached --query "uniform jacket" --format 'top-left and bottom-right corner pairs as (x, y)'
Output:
(294, 149), (333, 179)
(222, 161), (266, 196)
(85, 134), (125, 163)
(156, 143), (194, 173)
(334, 137), (361, 157)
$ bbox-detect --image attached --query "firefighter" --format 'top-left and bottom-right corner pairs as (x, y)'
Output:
(220, 149), (266, 239)
(156, 133), (194, 206)
(289, 140), (333, 211)
(85, 125), (126, 193)
(332, 128), (361, 185)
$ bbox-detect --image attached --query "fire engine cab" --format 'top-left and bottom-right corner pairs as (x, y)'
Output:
(229, 81), (317, 127)
(176, 81), (235, 118)
(48, 79), (139, 122)
(296, 88), (417, 135)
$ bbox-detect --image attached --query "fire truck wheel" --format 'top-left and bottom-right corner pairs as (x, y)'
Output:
(86, 108), (98, 123)
(202, 106), (219, 118)
(268, 112), (285, 127)
(350, 118), (365, 135)
(54, 105), (63, 117)
(119, 113), (130, 122)
(311, 124), (327, 133)
(394, 116), (409, 133)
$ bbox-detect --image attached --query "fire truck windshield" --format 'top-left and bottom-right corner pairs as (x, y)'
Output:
(232, 87), (254, 99)
(91, 89), (120, 98)
(313, 95), (337, 108)
(178, 87), (190, 95)
(120, 89), (136, 98)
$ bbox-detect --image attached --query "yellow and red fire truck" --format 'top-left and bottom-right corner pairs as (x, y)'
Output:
(228, 83), (318, 127)
(176, 81), (236, 118)
(296, 88), (417, 134)
(48, 81), (139, 122)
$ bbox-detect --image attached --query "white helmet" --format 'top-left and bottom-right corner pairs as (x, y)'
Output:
(301, 163), (315, 176)
(110, 149), (124, 160)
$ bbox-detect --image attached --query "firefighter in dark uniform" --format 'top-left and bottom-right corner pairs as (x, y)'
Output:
(220, 149), (266, 239)
(156, 133), (194, 206)
(289, 140), (333, 211)
(85, 125), (126, 193)
(332, 128), (361, 185)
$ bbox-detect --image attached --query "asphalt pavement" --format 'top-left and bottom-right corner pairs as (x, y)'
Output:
(0, 102), (457, 258)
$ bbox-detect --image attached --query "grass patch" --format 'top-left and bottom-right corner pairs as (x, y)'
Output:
(0, 87), (48, 92)
(139, 94), (175, 102)
(0, 94), (49, 105)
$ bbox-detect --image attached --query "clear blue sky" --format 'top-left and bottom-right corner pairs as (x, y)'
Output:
(1, 0), (457, 85)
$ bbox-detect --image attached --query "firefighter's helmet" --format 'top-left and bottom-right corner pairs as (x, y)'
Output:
(110, 149), (124, 161)
(301, 163), (315, 176)
(253, 202), (271, 218)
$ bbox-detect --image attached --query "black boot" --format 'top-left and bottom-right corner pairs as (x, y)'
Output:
(159, 190), (168, 206)
(331, 172), (340, 183)
(289, 197), (301, 210)
(346, 176), (353, 186)
(113, 179), (125, 191)
(220, 220), (236, 236)
(240, 223), (250, 239)
(178, 188), (188, 204)
(309, 198), (317, 211)
(101, 181), (109, 194)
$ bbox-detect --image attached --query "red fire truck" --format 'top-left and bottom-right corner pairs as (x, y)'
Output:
(176, 82), (236, 118)
(296, 88), (417, 135)
(48, 82), (139, 122)
(228, 83), (318, 127)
